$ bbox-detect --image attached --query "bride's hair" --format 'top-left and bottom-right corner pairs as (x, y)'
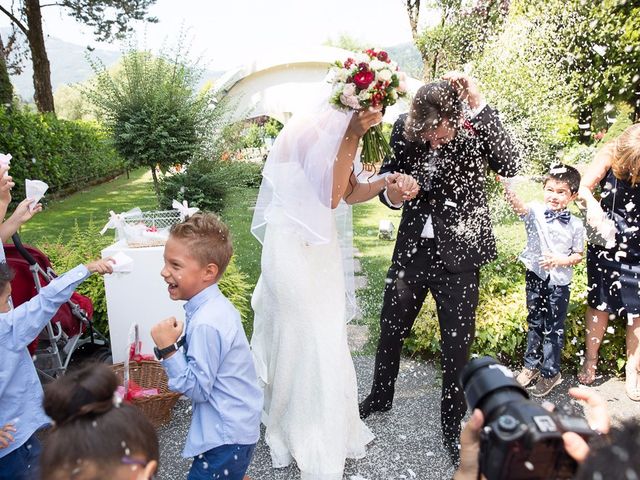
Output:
(40, 363), (159, 480)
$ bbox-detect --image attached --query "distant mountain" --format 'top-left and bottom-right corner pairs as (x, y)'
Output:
(385, 42), (424, 80)
(1, 29), (224, 102)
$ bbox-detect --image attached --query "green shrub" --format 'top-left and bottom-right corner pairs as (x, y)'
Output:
(219, 257), (253, 334)
(158, 159), (262, 213)
(0, 105), (124, 203)
(159, 168), (228, 213)
(404, 235), (628, 376)
(39, 219), (112, 333)
(84, 46), (225, 197)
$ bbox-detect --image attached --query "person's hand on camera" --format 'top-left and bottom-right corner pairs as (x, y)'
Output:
(347, 107), (383, 138)
(442, 72), (485, 110)
(0, 423), (16, 449)
(454, 409), (487, 480)
(85, 258), (115, 275)
(562, 387), (610, 463)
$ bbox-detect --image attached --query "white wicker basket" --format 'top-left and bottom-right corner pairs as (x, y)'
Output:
(122, 210), (181, 248)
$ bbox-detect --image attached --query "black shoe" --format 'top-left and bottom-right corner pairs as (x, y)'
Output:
(358, 394), (392, 419)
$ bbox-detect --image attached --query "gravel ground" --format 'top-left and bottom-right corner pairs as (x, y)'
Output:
(156, 355), (640, 480)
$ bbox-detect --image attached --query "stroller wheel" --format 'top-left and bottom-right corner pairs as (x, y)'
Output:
(90, 346), (113, 364)
(69, 343), (113, 368)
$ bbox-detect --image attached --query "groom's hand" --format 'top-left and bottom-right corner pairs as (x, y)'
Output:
(386, 173), (419, 204)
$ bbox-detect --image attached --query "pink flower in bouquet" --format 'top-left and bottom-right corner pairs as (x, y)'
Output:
(340, 92), (361, 110)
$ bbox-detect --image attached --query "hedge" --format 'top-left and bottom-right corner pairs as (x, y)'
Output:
(404, 232), (628, 377)
(0, 105), (125, 203)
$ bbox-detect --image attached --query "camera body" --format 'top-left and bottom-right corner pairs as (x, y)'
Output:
(461, 357), (594, 480)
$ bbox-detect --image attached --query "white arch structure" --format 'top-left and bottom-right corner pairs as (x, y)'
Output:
(213, 46), (423, 125)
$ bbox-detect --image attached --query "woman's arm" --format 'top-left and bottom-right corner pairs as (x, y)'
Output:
(579, 143), (614, 199)
(331, 109), (382, 209)
(577, 143), (614, 227)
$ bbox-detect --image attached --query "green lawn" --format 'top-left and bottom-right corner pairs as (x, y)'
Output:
(17, 170), (545, 336)
(218, 187), (261, 287)
(20, 168), (158, 245)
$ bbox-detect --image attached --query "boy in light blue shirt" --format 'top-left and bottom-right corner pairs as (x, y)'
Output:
(152, 213), (262, 480)
(501, 164), (585, 397)
(0, 258), (114, 480)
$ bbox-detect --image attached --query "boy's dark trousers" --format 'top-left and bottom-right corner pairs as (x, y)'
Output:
(188, 443), (256, 480)
(524, 270), (570, 378)
(0, 434), (41, 480)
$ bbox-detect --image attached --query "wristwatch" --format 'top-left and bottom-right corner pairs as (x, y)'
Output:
(154, 336), (186, 360)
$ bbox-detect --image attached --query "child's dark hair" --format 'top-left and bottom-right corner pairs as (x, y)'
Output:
(0, 261), (14, 291)
(40, 363), (159, 480)
(169, 212), (233, 281)
(575, 417), (640, 479)
(545, 163), (581, 194)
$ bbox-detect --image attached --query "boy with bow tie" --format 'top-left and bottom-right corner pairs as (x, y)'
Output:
(501, 164), (585, 397)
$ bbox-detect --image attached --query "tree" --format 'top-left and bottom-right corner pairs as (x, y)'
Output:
(526, 0), (640, 142)
(83, 46), (224, 198)
(406, 0), (509, 80)
(0, 0), (157, 113)
(472, 1), (575, 172)
(0, 36), (12, 106)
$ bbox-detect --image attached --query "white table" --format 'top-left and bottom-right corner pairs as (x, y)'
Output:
(102, 240), (185, 363)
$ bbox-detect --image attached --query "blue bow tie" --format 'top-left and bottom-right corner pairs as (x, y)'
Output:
(544, 209), (571, 224)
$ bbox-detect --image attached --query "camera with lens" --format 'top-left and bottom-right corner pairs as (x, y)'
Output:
(460, 356), (595, 480)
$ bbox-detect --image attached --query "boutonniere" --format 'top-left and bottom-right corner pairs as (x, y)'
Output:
(461, 119), (477, 137)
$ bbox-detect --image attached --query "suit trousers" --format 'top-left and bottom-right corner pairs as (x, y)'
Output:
(370, 237), (478, 447)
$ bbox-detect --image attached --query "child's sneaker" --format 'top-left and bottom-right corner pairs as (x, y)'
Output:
(530, 373), (562, 397)
(516, 367), (539, 387)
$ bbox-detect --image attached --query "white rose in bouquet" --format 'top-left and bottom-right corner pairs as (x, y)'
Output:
(377, 69), (393, 82)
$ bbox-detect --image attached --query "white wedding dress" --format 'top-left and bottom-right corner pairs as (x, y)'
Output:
(250, 101), (374, 479)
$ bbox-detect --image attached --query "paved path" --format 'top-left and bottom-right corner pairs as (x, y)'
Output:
(157, 354), (640, 480)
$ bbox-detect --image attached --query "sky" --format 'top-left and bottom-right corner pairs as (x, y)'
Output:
(1, 0), (427, 71)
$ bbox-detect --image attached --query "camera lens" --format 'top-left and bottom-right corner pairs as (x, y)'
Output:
(460, 356), (528, 421)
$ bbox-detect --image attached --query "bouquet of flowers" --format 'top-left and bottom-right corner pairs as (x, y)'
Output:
(327, 48), (408, 166)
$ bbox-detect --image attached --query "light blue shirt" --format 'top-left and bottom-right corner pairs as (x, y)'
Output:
(519, 202), (585, 286)
(162, 284), (262, 458)
(0, 264), (90, 458)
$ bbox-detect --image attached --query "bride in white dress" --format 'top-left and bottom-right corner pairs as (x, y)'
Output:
(250, 98), (418, 479)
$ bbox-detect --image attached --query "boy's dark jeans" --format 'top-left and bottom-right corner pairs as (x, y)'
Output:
(0, 434), (41, 480)
(524, 270), (570, 379)
(187, 443), (256, 480)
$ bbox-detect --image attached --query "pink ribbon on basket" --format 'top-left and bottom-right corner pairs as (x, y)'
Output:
(121, 324), (156, 401)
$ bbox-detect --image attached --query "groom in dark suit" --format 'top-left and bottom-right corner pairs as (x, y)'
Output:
(359, 73), (520, 464)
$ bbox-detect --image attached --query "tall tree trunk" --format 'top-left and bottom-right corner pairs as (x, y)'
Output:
(0, 36), (13, 107)
(24, 0), (54, 113)
(150, 164), (160, 200)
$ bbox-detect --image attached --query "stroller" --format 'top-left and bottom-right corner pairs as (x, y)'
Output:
(5, 233), (111, 381)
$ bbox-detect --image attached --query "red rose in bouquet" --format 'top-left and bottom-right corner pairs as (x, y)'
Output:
(353, 69), (375, 89)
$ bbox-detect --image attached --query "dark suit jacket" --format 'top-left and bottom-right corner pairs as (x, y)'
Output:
(379, 107), (520, 273)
